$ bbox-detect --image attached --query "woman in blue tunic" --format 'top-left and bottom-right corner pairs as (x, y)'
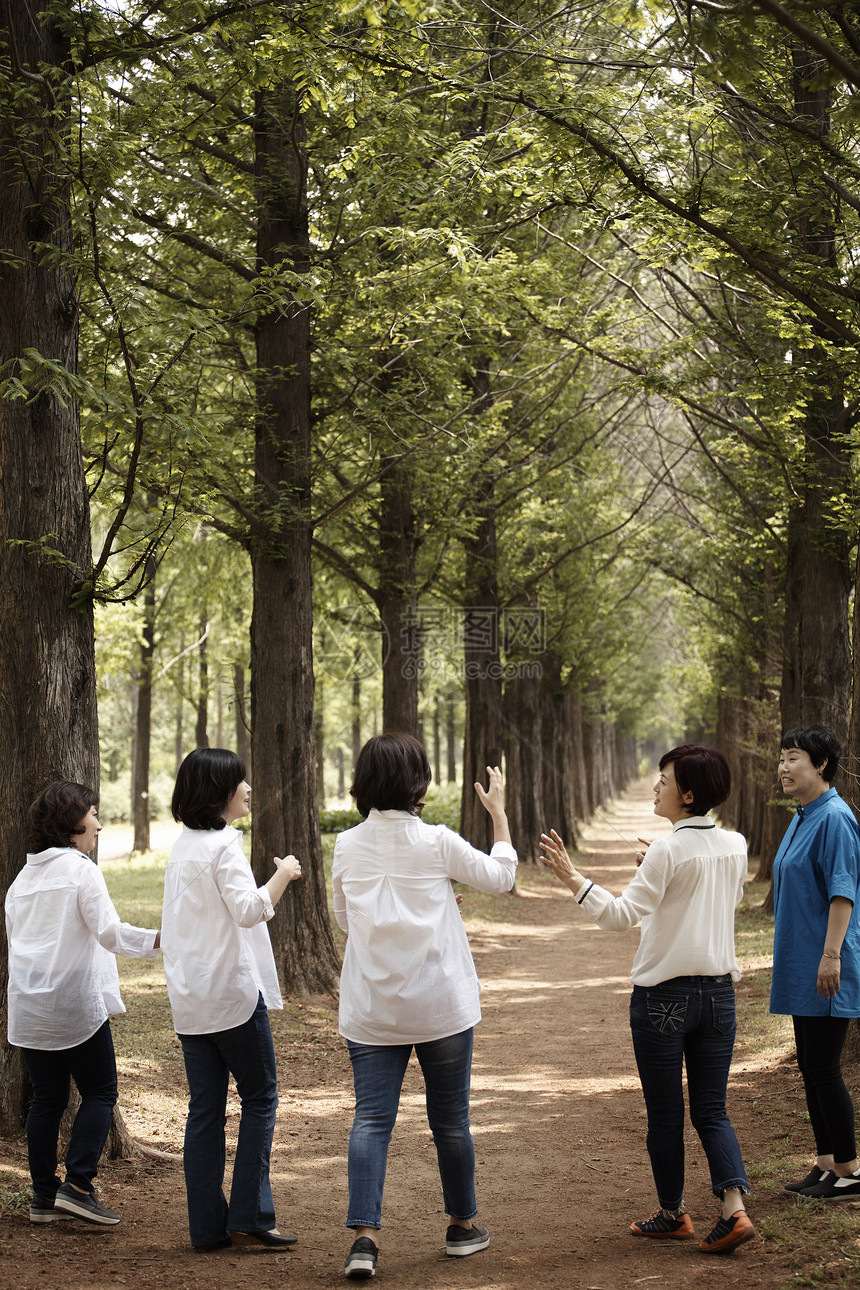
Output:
(771, 726), (860, 1199)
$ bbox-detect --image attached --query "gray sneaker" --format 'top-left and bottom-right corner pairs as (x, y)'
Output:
(344, 1236), (378, 1279)
(446, 1223), (490, 1256)
(30, 1194), (72, 1224)
(54, 1182), (120, 1226)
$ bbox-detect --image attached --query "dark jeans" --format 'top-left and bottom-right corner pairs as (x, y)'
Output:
(793, 1015), (856, 1163)
(22, 1020), (118, 1197)
(346, 1027), (477, 1229)
(177, 994), (279, 1247)
(630, 976), (750, 1211)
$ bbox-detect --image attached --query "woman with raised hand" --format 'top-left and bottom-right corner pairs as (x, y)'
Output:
(771, 726), (860, 1200)
(161, 748), (301, 1252)
(5, 781), (159, 1227)
(540, 744), (756, 1255)
(334, 733), (517, 1280)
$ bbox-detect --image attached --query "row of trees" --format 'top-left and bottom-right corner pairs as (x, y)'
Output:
(2, 0), (860, 1128)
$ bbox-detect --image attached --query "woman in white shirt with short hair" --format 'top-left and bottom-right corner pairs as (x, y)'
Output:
(541, 744), (756, 1257)
(5, 780), (159, 1227)
(333, 733), (517, 1281)
(161, 748), (301, 1252)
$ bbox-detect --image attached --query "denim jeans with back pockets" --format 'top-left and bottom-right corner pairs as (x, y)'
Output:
(629, 975), (750, 1212)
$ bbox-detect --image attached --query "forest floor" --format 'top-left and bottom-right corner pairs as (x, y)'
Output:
(2, 780), (859, 1290)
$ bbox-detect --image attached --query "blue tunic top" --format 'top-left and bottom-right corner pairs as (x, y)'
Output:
(770, 788), (860, 1017)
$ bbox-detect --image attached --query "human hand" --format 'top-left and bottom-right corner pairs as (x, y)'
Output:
(539, 828), (583, 891)
(475, 766), (505, 817)
(634, 836), (652, 868)
(274, 854), (302, 882)
(818, 954), (841, 998)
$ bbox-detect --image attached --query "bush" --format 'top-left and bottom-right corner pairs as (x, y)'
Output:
(319, 807), (362, 833)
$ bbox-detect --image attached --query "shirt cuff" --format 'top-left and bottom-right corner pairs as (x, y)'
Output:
(490, 841), (518, 863)
(257, 885), (275, 920)
(576, 881), (594, 905)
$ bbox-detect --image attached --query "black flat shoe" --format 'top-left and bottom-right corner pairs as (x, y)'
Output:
(192, 1237), (233, 1252)
(230, 1228), (298, 1247)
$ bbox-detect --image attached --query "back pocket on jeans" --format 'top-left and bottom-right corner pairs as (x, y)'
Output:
(646, 995), (688, 1034)
(710, 990), (736, 1037)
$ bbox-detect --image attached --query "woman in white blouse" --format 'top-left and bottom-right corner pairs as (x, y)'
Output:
(161, 748), (301, 1252)
(333, 733), (517, 1281)
(5, 781), (159, 1227)
(540, 745), (756, 1256)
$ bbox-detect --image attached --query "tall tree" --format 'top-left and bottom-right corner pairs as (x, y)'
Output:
(251, 79), (339, 990)
(0, 0), (99, 1132)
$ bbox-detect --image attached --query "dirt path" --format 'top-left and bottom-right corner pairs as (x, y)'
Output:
(0, 782), (854, 1288)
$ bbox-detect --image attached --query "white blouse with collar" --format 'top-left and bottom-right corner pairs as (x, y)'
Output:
(5, 847), (158, 1049)
(575, 815), (748, 986)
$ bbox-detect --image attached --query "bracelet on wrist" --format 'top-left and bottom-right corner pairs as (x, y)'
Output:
(822, 951), (841, 961)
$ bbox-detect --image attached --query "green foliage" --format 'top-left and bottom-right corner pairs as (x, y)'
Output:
(319, 807), (362, 833)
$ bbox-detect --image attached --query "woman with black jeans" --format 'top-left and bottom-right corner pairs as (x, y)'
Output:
(771, 726), (860, 1199)
(541, 744), (756, 1254)
(5, 781), (159, 1226)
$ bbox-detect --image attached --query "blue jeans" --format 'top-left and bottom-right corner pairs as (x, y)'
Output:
(346, 1028), (477, 1229)
(177, 994), (279, 1246)
(629, 977), (750, 1211)
(22, 1020), (118, 1197)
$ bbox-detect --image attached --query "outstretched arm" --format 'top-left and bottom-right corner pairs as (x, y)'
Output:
(540, 829), (588, 897)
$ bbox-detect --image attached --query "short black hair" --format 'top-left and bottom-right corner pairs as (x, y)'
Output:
(351, 733), (431, 819)
(28, 781), (99, 851)
(659, 745), (731, 816)
(172, 748), (246, 830)
(780, 726), (841, 783)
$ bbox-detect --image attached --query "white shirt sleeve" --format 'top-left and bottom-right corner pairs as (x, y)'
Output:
(439, 827), (518, 892)
(76, 863), (158, 957)
(578, 838), (674, 931)
(332, 837), (348, 934)
(211, 834), (275, 927)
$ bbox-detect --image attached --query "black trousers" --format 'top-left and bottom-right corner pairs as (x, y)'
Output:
(793, 1015), (857, 1163)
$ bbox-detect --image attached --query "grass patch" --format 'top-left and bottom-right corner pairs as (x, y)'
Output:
(0, 1169), (30, 1215)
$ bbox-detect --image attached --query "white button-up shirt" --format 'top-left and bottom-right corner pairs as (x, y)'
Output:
(5, 847), (159, 1050)
(576, 815), (748, 986)
(333, 809), (518, 1045)
(161, 825), (282, 1035)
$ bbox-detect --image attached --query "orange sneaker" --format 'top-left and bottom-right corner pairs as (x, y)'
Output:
(630, 1209), (694, 1238)
(699, 1210), (756, 1254)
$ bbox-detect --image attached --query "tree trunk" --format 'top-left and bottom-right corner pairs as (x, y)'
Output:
(195, 613), (209, 748)
(250, 81), (338, 993)
(459, 478), (504, 851)
(446, 691), (457, 783)
(232, 662), (250, 769)
(432, 694), (441, 787)
(503, 668), (543, 862)
(315, 659), (325, 808)
(378, 456), (419, 734)
(351, 651), (361, 769)
(846, 541), (860, 818)
(0, 1), (99, 1135)
(131, 556), (156, 851)
(568, 690), (590, 823)
(780, 50), (852, 748)
(538, 657), (580, 846)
